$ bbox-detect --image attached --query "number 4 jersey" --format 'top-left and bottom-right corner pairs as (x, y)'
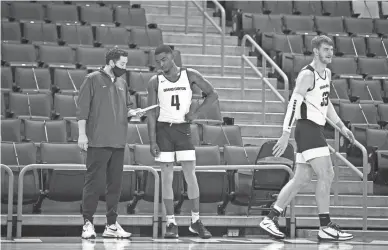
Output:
(157, 68), (193, 124)
(296, 64), (330, 126)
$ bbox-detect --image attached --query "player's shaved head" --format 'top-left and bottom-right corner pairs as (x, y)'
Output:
(155, 45), (175, 74)
(155, 45), (173, 55)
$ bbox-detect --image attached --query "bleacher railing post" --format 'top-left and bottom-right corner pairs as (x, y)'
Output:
(167, 0), (171, 15)
(333, 128), (340, 205)
(185, 1), (189, 34)
(202, 0), (206, 55)
(1, 164), (14, 240)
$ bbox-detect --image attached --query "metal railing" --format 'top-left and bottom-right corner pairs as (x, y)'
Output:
(16, 164), (160, 238)
(1, 164), (14, 240)
(184, 0), (226, 76)
(241, 35), (289, 124)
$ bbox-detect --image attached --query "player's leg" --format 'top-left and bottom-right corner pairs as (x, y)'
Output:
(260, 162), (314, 239)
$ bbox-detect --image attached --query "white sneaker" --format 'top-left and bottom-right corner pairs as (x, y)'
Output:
(102, 222), (132, 238)
(82, 220), (97, 239)
(318, 222), (353, 241)
(259, 217), (285, 239)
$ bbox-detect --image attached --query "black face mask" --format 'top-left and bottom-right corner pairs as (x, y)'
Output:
(112, 65), (126, 77)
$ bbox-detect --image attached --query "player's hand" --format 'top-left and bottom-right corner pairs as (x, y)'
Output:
(78, 134), (88, 151)
(341, 126), (355, 144)
(185, 112), (198, 123)
(150, 143), (160, 157)
(272, 132), (291, 157)
(128, 108), (145, 118)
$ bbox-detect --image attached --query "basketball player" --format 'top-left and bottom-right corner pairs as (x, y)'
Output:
(147, 45), (217, 239)
(259, 35), (356, 241)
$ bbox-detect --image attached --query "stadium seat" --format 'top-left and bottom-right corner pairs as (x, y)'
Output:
(1, 2), (10, 21)
(39, 142), (86, 202)
(348, 79), (384, 104)
(1, 92), (6, 119)
(189, 124), (201, 146)
(1, 43), (38, 67)
(374, 19), (388, 37)
(59, 24), (94, 48)
(352, 0), (380, 19)
(262, 1), (293, 15)
(126, 123), (150, 145)
(343, 17), (377, 37)
(68, 120), (79, 142)
(233, 1), (263, 14)
(1, 119), (22, 142)
(38, 45), (75, 69)
(366, 128), (388, 184)
(190, 99), (223, 125)
(383, 80), (388, 101)
(377, 104), (388, 129)
(330, 79), (350, 110)
(53, 94), (78, 120)
(272, 34), (305, 56)
(128, 71), (153, 106)
(281, 54), (314, 86)
(251, 14), (283, 52)
(8, 92), (53, 120)
(293, 1), (323, 16)
(114, 6), (147, 28)
(105, 1), (132, 8)
(366, 37), (388, 58)
(201, 124), (243, 147)
(358, 58), (388, 79)
(14, 67), (51, 94)
(76, 47), (107, 70)
(1, 21), (21, 43)
(382, 1), (388, 18)
(314, 16), (347, 36)
(22, 22), (58, 45)
(327, 57), (361, 79)
(125, 49), (150, 71)
(9, 2), (44, 22)
(53, 69), (87, 95)
(95, 26), (129, 48)
(334, 36), (367, 57)
(23, 120), (67, 143)
(1, 67), (12, 93)
(321, 1), (352, 17)
(79, 5), (114, 26)
(45, 3), (79, 24)
(0, 142), (40, 206)
(129, 27), (163, 50)
(282, 15), (316, 35)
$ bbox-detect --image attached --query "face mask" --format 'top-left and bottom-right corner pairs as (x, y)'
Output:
(112, 65), (126, 77)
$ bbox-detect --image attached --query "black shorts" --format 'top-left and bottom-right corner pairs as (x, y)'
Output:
(294, 119), (330, 163)
(155, 122), (196, 162)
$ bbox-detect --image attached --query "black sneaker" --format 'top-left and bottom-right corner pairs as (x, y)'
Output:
(189, 220), (212, 239)
(164, 223), (179, 239)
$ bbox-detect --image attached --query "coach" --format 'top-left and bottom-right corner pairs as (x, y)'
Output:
(76, 48), (144, 239)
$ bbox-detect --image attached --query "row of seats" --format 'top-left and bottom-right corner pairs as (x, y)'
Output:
(338, 102), (388, 129)
(2, 2), (147, 28)
(1, 44), (178, 71)
(231, 1), (387, 19)
(1, 21), (163, 50)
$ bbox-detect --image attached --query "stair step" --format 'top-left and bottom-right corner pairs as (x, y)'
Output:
(238, 124), (289, 138)
(163, 33), (238, 46)
(222, 111), (284, 124)
(296, 217), (388, 229)
(219, 99), (285, 112)
(216, 88), (286, 101)
(158, 23), (230, 34)
(182, 54), (256, 67)
(168, 44), (247, 56)
(290, 206), (388, 217)
(205, 76), (278, 89)
(297, 229), (388, 239)
(147, 14), (220, 26)
(300, 180), (373, 195)
(295, 194), (388, 207)
(133, 1), (189, 7)
(143, 5), (213, 16)
(186, 65), (263, 76)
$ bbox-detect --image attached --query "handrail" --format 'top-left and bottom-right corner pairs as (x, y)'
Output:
(241, 34), (289, 124)
(156, 164), (296, 238)
(1, 164), (14, 240)
(16, 164), (160, 239)
(185, 0), (225, 76)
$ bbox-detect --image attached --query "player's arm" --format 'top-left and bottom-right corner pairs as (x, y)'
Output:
(76, 76), (93, 150)
(282, 70), (314, 134)
(146, 75), (159, 145)
(186, 68), (218, 118)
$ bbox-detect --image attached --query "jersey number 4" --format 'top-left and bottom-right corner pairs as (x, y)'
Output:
(320, 91), (329, 106)
(171, 95), (180, 110)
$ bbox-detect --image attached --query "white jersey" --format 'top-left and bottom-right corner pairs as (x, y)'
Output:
(295, 65), (330, 126)
(157, 68), (192, 123)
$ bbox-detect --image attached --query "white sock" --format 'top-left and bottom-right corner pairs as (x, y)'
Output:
(166, 215), (176, 226)
(274, 204), (284, 213)
(191, 211), (200, 223)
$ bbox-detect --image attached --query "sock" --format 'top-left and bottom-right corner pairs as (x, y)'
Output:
(319, 213), (331, 227)
(166, 215), (176, 226)
(267, 205), (283, 220)
(191, 211), (200, 223)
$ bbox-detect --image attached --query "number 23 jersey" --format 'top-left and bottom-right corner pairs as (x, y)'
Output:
(296, 65), (330, 126)
(157, 68), (193, 124)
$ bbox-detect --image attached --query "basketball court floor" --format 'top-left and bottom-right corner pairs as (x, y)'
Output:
(1, 237), (388, 250)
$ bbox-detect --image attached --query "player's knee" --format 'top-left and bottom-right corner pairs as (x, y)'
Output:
(317, 166), (334, 183)
(161, 163), (174, 184)
(181, 161), (197, 184)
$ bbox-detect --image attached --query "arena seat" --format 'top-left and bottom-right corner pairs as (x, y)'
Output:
(22, 22), (58, 46)
(53, 94), (78, 120)
(0, 142), (40, 206)
(293, 1), (323, 16)
(374, 19), (388, 36)
(314, 16), (347, 36)
(327, 57), (361, 79)
(272, 34), (305, 56)
(1, 43), (38, 67)
(201, 124), (243, 147)
(95, 26), (129, 48)
(366, 129), (388, 184)
(53, 69), (87, 95)
(334, 36), (367, 57)
(1, 21), (22, 43)
(358, 58), (388, 80)
(348, 79), (384, 104)
(321, 1), (352, 17)
(1, 2), (10, 21)
(1, 119), (22, 142)
(352, 0), (380, 19)
(383, 80), (388, 101)
(251, 14), (283, 52)
(59, 24), (94, 48)
(75, 47), (107, 70)
(281, 54), (314, 86)
(330, 79), (350, 112)
(282, 15), (316, 35)
(262, 1), (293, 15)
(128, 71), (154, 106)
(1, 92), (6, 119)
(382, 1), (388, 18)
(9, 2), (44, 22)
(377, 104), (388, 129)
(366, 37), (388, 58)
(8, 93), (53, 120)
(38, 45), (76, 69)
(190, 99), (223, 125)
(1, 67), (13, 93)
(45, 3), (79, 24)
(114, 6), (147, 28)
(24, 120), (67, 143)
(129, 27), (164, 50)
(233, 1), (263, 14)
(68, 120), (79, 142)
(79, 5), (114, 26)
(105, 1), (132, 8)
(126, 123), (150, 145)
(343, 17), (376, 37)
(125, 49), (150, 71)
(14, 67), (51, 94)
